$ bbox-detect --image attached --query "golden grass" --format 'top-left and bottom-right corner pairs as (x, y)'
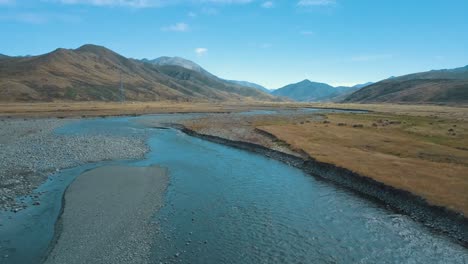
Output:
(258, 112), (468, 215)
(309, 102), (468, 121)
(0, 101), (312, 118)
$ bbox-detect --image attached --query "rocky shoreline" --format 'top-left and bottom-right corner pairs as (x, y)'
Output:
(0, 118), (149, 211)
(180, 126), (468, 245)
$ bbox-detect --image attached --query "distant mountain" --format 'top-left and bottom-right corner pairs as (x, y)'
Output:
(343, 66), (468, 104)
(142, 56), (217, 79)
(0, 44), (277, 102)
(352, 82), (374, 89)
(271, 79), (368, 102)
(144, 56), (270, 93)
(224, 80), (270, 93)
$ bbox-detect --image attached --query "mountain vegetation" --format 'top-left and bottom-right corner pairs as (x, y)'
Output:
(145, 56), (270, 93)
(0, 45), (276, 102)
(343, 66), (468, 104)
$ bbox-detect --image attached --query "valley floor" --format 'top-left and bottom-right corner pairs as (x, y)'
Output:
(2, 102), (466, 216)
(0, 101), (313, 118)
(180, 103), (468, 216)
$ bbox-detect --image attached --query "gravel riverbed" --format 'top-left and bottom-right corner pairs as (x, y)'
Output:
(0, 118), (148, 211)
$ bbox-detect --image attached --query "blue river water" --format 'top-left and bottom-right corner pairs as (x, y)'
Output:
(0, 111), (467, 264)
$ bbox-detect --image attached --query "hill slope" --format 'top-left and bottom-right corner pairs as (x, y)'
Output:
(145, 56), (270, 93)
(0, 45), (275, 102)
(224, 80), (270, 93)
(142, 56), (217, 79)
(343, 66), (468, 104)
(272, 80), (365, 102)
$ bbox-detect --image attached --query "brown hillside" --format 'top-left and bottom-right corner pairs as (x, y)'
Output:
(343, 66), (468, 104)
(0, 44), (276, 102)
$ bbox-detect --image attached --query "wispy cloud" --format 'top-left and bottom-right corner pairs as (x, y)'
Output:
(0, 0), (15, 5)
(350, 54), (393, 62)
(261, 1), (273, 8)
(0, 12), (81, 24)
(297, 0), (336, 6)
(195, 47), (208, 56)
(48, 0), (168, 8)
(161, 22), (189, 32)
(198, 0), (252, 3)
(48, 0), (253, 8)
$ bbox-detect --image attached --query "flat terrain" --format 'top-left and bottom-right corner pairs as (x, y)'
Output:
(0, 118), (147, 211)
(0, 101), (310, 118)
(2, 102), (467, 216)
(182, 104), (468, 216)
(44, 165), (168, 264)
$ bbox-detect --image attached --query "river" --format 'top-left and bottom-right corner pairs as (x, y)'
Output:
(1, 110), (467, 264)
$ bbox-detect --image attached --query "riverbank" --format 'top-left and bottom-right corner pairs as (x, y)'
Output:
(0, 118), (148, 211)
(178, 105), (468, 244)
(179, 126), (468, 244)
(44, 165), (169, 264)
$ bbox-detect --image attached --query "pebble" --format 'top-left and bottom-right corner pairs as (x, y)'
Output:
(0, 118), (149, 211)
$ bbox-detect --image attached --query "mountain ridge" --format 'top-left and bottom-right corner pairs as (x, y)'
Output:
(271, 79), (369, 102)
(0, 44), (276, 102)
(144, 56), (270, 93)
(343, 65), (468, 104)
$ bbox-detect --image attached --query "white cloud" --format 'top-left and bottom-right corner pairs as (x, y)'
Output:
(297, 0), (335, 6)
(48, 0), (253, 8)
(161, 22), (189, 32)
(195, 47), (208, 56)
(50, 0), (168, 8)
(261, 1), (273, 8)
(350, 54), (393, 62)
(198, 0), (252, 3)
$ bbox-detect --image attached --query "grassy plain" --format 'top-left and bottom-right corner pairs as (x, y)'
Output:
(184, 103), (468, 216)
(258, 108), (468, 215)
(0, 101), (311, 118)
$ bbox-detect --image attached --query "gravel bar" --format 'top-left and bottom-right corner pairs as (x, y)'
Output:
(0, 118), (148, 211)
(43, 165), (168, 264)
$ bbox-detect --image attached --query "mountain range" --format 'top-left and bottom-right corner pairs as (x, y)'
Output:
(1, 44), (466, 104)
(343, 66), (468, 104)
(0, 45), (276, 102)
(271, 80), (371, 102)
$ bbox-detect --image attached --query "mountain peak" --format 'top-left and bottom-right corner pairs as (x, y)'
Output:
(146, 56), (213, 77)
(75, 44), (114, 55)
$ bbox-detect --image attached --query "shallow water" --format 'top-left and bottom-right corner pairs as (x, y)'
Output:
(144, 129), (467, 264)
(1, 111), (467, 264)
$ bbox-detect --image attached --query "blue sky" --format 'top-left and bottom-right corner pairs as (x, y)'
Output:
(1, 0), (467, 88)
